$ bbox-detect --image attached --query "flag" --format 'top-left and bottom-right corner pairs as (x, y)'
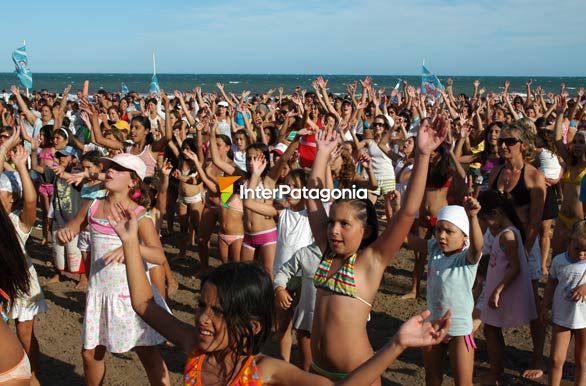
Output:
(149, 74), (160, 96)
(121, 82), (129, 95)
(392, 78), (402, 104)
(421, 64), (444, 97)
(12, 45), (32, 89)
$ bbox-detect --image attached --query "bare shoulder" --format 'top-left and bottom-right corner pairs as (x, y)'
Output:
(524, 163), (546, 187)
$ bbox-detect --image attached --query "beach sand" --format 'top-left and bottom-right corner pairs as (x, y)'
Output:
(20, 216), (563, 386)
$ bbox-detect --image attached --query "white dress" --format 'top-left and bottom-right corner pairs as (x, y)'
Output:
(82, 200), (168, 353)
(8, 212), (48, 321)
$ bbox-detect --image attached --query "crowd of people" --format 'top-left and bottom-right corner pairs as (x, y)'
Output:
(0, 76), (585, 386)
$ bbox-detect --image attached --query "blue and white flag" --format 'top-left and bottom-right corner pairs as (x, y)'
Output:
(121, 82), (129, 95)
(149, 74), (160, 96)
(421, 64), (444, 97)
(12, 45), (32, 89)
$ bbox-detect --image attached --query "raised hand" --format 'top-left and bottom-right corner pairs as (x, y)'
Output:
(393, 310), (451, 349)
(385, 190), (401, 213)
(463, 196), (481, 217)
(10, 145), (28, 168)
(417, 115), (449, 155)
(504, 80), (510, 91)
(360, 76), (372, 89)
(10, 85), (19, 95)
(173, 90), (184, 100)
(161, 159), (173, 176)
(107, 202), (139, 243)
(555, 95), (566, 114)
(249, 154), (267, 176)
(216, 82), (225, 91)
(316, 126), (339, 155)
(358, 153), (372, 169)
(473, 80), (480, 88)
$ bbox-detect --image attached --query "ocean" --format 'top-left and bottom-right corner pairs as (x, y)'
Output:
(0, 73), (584, 96)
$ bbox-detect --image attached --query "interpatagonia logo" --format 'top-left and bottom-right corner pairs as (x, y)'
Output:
(217, 176), (241, 208)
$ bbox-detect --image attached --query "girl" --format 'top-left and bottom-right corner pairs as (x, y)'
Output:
(1, 145), (48, 386)
(477, 189), (537, 385)
(81, 95), (172, 178)
(210, 120), (297, 276)
(307, 116), (448, 384)
(31, 144), (85, 285)
(488, 123), (546, 378)
(173, 140), (205, 259)
(535, 128), (562, 276)
(56, 153), (171, 386)
(403, 142), (467, 300)
(36, 125), (56, 245)
(552, 98), (586, 258)
(109, 202), (453, 386)
(243, 165), (314, 364)
(0, 179), (33, 386)
(184, 148), (244, 264)
(404, 200), (483, 386)
(541, 220), (586, 386)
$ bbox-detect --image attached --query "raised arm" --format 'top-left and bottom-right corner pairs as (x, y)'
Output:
(209, 122), (240, 176)
(174, 90), (196, 126)
(553, 96), (571, 163)
(151, 92), (172, 152)
(10, 85), (37, 125)
(80, 100), (124, 151)
(463, 196), (483, 263)
(368, 116), (448, 267)
(12, 146), (37, 231)
(307, 128), (340, 254)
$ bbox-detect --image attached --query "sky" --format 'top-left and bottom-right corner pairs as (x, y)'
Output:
(1, 0), (584, 76)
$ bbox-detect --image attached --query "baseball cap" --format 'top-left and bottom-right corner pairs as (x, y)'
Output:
(217, 101), (229, 108)
(113, 120), (130, 132)
(55, 146), (77, 158)
(100, 153), (147, 180)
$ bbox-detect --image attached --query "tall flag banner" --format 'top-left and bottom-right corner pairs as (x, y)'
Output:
(421, 63), (444, 97)
(121, 82), (129, 95)
(149, 51), (160, 96)
(392, 78), (402, 104)
(12, 44), (33, 90)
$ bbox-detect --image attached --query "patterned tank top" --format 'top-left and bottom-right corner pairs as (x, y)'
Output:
(183, 353), (263, 386)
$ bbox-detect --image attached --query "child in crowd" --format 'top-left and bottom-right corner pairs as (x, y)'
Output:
(541, 220), (586, 386)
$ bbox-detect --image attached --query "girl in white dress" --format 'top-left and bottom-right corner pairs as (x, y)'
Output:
(57, 153), (171, 386)
(0, 145), (48, 386)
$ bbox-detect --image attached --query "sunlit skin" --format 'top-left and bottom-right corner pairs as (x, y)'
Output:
(53, 133), (68, 151)
(327, 203), (367, 258)
(433, 220), (467, 255)
(194, 283), (230, 353)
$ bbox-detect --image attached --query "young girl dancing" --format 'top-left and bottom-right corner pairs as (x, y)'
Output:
(404, 199), (483, 385)
(1, 144), (48, 386)
(108, 202), (453, 386)
(541, 220), (586, 386)
(477, 189), (537, 385)
(56, 153), (171, 386)
(307, 116), (448, 384)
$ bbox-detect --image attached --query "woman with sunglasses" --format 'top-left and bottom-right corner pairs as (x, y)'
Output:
(487, 122), (547, 380)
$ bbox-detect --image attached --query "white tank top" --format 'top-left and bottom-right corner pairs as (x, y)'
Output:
(538, 149), (562, 179)
(367, 140), (395, 180)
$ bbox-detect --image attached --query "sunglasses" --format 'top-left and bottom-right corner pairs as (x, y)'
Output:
(497, 137), (521, 146)
(373, 122), (385, 127)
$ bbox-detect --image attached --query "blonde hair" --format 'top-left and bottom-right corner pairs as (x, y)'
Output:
(502, 123), (536, 161)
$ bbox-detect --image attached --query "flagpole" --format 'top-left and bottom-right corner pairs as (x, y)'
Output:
(152, 51), (156, 75)
(24, 40), (29, 98)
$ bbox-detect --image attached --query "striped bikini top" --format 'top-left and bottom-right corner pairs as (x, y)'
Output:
(313, 251), (373, 308)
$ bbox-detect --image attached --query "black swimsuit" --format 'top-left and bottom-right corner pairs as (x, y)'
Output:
(492, 165), (530, 207)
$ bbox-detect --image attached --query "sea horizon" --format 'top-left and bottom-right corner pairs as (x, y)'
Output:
(1, 73), (584, 95)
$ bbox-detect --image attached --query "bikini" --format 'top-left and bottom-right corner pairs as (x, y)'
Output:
(558, 167), (586, 230)
(242, 181), (278, 250)
(311, 251), (373, 379)
(0, 289), (32, 384)
(219, 195), (244, 246)
(183, 352), (262, 386)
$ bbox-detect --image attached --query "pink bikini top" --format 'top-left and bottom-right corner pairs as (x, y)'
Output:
(88, 200), (146, 235)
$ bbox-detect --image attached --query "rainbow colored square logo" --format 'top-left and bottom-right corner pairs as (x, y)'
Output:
(218, 176), (241, 208)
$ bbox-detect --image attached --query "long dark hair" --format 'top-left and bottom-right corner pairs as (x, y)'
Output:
(201, 263), (274, 380)
(427, 146), (451, 188)
(246, 143), (271, 177)
(0, 204), (30, 302)
(478, 189), (526, 243)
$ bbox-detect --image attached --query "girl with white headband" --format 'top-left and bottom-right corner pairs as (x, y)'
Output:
(402, 197), (483, 386)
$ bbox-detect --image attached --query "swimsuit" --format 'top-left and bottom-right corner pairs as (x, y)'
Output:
(183, 352), (262, 385)
(561, 167), (586, 186)
(0, 350), (31, 384)
(491, 166), (530, 207)
(242, 228), (278, 250)
(313, 251), (373, 308)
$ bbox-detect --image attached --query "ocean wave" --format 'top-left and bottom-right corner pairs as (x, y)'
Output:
(229, 81), (240, 84)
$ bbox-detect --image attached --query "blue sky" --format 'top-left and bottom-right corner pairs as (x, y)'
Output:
(2, 0), (583, 76)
